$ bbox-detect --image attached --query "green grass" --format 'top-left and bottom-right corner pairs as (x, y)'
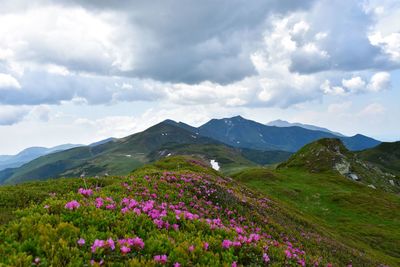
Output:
(0, 156), (390, 266)
(232, 167), (400, 266)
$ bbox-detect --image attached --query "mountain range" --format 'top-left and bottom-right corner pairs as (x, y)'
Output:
(0, 144), (82, 171)
(0, 116), (382, 184)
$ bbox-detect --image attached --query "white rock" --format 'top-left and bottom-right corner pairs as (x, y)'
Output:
(210, 159), (220, 171)
(389, 179), (395, 186)
(368, 184), (376, 189)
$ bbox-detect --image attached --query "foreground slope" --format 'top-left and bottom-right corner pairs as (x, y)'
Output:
(0, 157), (390, 266)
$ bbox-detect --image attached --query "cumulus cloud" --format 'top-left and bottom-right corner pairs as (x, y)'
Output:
(0, 73), (21, 89)
(0, 0), (397, 110)
(367, 72), (391, 91)
(0, 105), (28, 125)
(321, 72), (391, 95)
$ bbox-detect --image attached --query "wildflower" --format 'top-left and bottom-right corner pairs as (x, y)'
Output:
(298, 259), (306, 267)
(263, 253), (270, 263)
(120, 246), (131, 254)
(132, 237), (145, 250)
(154, 255), (168, 264)
(95, 197), (104, 208)
(231, 262), (237, 267)
(188, 245), (195, 252)
(91, 239), (105, 253)
(78, 188), (93, 197)
(107, 238), (115, 250)
(222, 239), (233, 249)
(65, 200), (80, 210)
(77, 238), (85, 246)
(173, 263), (181, 267)
(33, 257), (40, 265)
(203, 242), (209, 250)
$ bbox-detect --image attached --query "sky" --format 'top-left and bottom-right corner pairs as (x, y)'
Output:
(0, 0), (399, 154)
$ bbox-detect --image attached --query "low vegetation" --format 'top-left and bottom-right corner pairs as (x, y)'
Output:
(0, 156), (390, 266)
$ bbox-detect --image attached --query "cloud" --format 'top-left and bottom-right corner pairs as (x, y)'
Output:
(367, 72), (391, 92)
(321, 72), (391, 95)
(0, 0), (397, 110)
(0, 105), (28, 125)
(0, 73), (21, 89)
(358, 103), (385, 116)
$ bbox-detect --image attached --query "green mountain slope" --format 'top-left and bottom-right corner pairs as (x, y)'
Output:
(231, 166), (400, 266)
(278, 138), (399, 193)
(0, 156), (395, 266)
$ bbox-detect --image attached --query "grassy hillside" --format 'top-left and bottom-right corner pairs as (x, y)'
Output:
(279, 138), (400, 193)
(0, 156), (391, 266)
(232, 167), (400, 266)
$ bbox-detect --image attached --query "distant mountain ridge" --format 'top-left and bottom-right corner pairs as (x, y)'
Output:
(0, 116), (382, 184)
(267, 119), (345, 137)
(0, 144), (82, 171)
(173, 116), (380, 152)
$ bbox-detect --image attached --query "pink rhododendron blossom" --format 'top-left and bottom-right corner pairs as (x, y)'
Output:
(231, 262), (237, 267)
(222, 239), (233, 249)
(77, 238), (85, 246)
(154, 255), (168, 264)
(65, 200), (80, 210)
(120, 246), (131, 254)
(78, 188), (93, 197)
(91, 239), (105, 253)
(107, 238), (115, 250)
(263, 253), (270, 263)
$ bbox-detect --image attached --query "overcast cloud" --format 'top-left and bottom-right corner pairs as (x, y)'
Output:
(0, 0), (399, 153)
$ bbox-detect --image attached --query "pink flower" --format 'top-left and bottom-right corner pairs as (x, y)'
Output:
(120, 246), (131, 254)
(298, 259), (306, 267)
(77, 238), (85, 246)
(154, 254), (168, 264)
(95, 197), (104, 208)
(173, 263), (181, 267)
(222, 239), (233, 249)
(106, 203), (116, 210)
(188, 245), (195, 252)
(78, 188), (93, 197)
(107, 238), (115, 250)
(91, 239), (105, 253)
(172, 224), (179, 231)
(132, 237), (145, 250)
(65, 200), (80, 210)
(285, 249), (292, 259)
(263, 253), (270, 263)
(203, 242), (209, 250)
(231, 262), (237, 267)
(33, 257), (40, 265)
